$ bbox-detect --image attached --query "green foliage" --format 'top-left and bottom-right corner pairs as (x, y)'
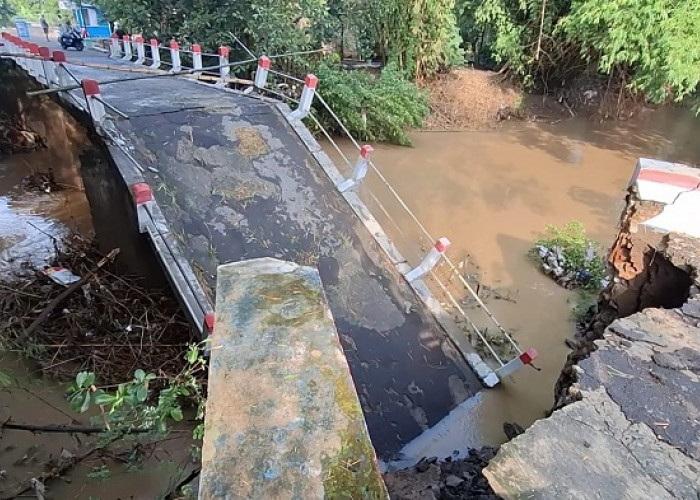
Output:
(0, 369), (12, 387)
(532, 221), (606, 291)
(568, 289), (598, 322)
(312, 61), (429, 145)
(456, 0), (700, 103)
(561, 0), (700, 102)
(6, 0), (61, 24)
(67, 340), (208, 437)
(87, 465), (112, 480)
(384, 0), (464, 78)
(0, 0), (16, 26)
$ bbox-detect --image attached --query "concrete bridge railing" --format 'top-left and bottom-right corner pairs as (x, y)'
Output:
(1, 30), (538, 385)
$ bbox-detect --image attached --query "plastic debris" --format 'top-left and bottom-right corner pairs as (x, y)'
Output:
(41, 267), (81, 286)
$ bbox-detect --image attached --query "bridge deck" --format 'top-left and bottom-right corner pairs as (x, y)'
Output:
(32, 47), (482, 457)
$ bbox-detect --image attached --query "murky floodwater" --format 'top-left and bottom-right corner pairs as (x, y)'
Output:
(325, 106), (700, 450)
(0, 148), (92, 280)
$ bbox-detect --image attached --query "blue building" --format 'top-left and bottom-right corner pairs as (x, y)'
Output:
(72, 3), (111, 38)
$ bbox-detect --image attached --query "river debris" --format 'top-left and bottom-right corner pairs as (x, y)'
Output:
(0, 234), (196, 384)
(384, 447), (502, 500)
(0, 111), (45, 155)
(21, 168), (62, 193)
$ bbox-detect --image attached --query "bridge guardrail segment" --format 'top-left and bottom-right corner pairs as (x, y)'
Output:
(1, 30), (538, 383)
(0, 32), (215, 338)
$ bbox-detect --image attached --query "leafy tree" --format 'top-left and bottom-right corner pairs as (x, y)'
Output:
(561, 0), (700, 103)
(0, 0), (16, 26)
(312, 61), (429, 145)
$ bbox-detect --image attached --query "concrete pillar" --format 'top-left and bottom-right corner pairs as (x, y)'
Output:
(149, 39), (160, 69)
(254, 55), (270, 88)
(217, 46), (229, 84)
(37, 46), (50, 85)
(405, 237), (451, 282)
(192, 44), (202, 73)
(52, 51), (70, 87)
(338, 145), (374, 192)
(200, 258), (387, 499)
(110, 32), (120, 58)
(28, 43), (40, 77)
(122, 35), (132, 61)
(494, 348), (539, 378)
(169, 40), (181, 73)
(82, 79), (107, 124)
(134, 35), (145, 65)
(131, 182), (155, 233)
(288, 74), (318, 120)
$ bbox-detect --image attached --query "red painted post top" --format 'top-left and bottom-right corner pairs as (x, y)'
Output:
(519, 348), (539, 365)
(82, 79), (101, 96)
(360, 145), (374, 158)
(258, 55), (270, 69)
(135, 35), (144, 43)
(150, 38), (159, 46)
(38, 46), (50, 59)
(304, 74), (318, 89)
(170, 40), (179, 50)
(434, 237), (451, 253)
(218, 46), (229, 57)
(29, 43), (40, 55)
(205, 313), (215, 334)
(52, 50), (67, 63)
(131, 183), (153, 205)
(122, 35), (130, 42)
(192, 44), (201, 53)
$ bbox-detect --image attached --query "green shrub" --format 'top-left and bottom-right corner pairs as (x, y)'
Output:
(531, 221), (607, 291)
(311, 61), (429, 146)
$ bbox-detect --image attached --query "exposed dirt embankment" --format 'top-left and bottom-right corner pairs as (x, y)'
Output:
(483, 188), (700, 499)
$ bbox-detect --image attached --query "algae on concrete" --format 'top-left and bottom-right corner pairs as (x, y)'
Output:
(199, 258), (387, 499)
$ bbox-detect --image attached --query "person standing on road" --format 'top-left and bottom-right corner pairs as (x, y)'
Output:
(40, 15), (49, 42)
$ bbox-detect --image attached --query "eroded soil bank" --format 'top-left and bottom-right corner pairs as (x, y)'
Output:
(482, 181), (700, 498)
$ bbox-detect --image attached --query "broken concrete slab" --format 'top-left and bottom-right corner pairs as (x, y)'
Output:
(200, 258), (387, 499)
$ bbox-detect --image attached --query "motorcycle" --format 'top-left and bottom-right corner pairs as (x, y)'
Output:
(59, 29), (85, 51)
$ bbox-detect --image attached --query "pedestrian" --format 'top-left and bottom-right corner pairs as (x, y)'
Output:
(40, 15), (49, 42)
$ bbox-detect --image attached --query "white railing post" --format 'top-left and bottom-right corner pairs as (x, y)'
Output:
(134, 35), (145, 65)
(122, 35), (132, 61)
(169, 40), (181, 73)
(254, 55), (270, 88)
(192, 44), (202, 73)
(288, 74), (318, 120)
(217, 46), (229, 85)
(37, 46), (50, 85)
(338, 145), (374, 192)
(82, 79), (106, 124)
(110, 32), (120, 58)
(52, 51), (70, 87)
(149, 39), (160, 69)
(405, 238), (451, 282)
(27, 43), (40, 77)
(494, 349), (539, 379)
(45, 50), (59, 87)
(243, 55), (270, 94)
(131, 183), (154, 233)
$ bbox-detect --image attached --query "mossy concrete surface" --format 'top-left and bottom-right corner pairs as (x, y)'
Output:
(200, 258), (388, 499)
